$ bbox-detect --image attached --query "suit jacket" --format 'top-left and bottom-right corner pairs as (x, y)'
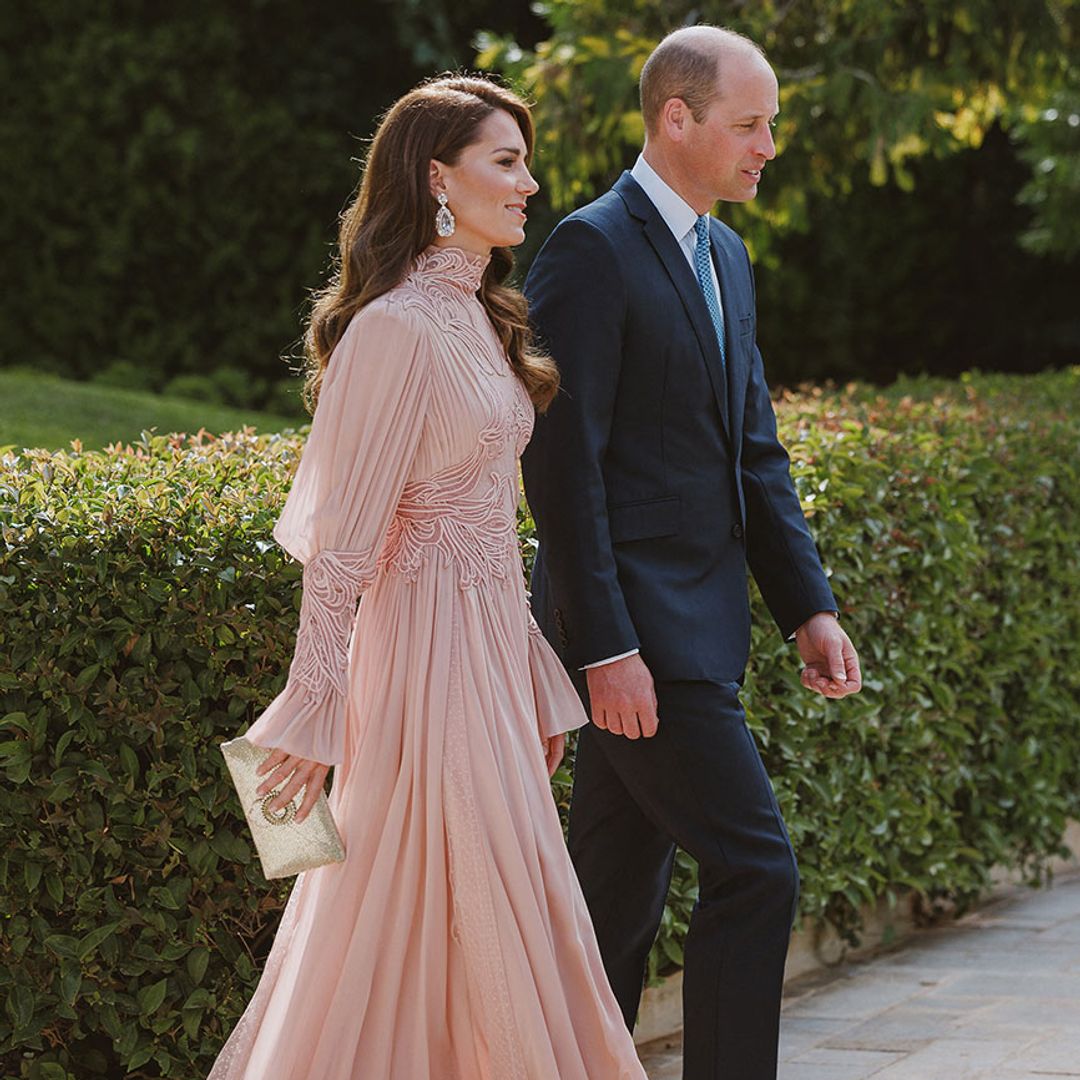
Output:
(520, 171), (837, 682)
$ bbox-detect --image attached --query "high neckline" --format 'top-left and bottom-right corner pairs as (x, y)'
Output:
(412, 245), (490, 292)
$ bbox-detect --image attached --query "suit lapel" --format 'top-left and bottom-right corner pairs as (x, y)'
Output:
(710, 225), (748, 454)
(615, 173), (731, 443)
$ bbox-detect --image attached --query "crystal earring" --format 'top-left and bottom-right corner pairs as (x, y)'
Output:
(435, 192), (456, 238)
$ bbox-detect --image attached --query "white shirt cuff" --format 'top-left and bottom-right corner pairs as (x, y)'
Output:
(581, 648), (640, 670)
(788, 610), (840, 642)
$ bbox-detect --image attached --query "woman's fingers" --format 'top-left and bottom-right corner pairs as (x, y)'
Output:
(251, 749), (329, 819)
(543, 733), (565, 778)
(255, 746), (288, 779)
(296, 765), (329, 822)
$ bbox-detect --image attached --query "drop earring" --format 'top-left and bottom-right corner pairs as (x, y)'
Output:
(435, 192), (456, 238)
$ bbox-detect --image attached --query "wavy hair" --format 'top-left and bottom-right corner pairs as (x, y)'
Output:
(300, 74), (558, 415)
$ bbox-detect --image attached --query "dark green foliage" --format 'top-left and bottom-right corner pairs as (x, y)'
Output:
(743, 369), (1080, 944)
(1015, 90), (1080, 260)
(0, 0), (545, 411)
(752, 125), (1080, 385)
(1, 370), (1078, 1075)
(482, 0), (1080, 383)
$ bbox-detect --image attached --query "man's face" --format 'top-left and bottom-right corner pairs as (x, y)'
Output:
(681, 50), (779, 203)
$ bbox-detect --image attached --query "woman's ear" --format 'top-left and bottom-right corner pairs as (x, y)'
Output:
(429, 159), (445, 198)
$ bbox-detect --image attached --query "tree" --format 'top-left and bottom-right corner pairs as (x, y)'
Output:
(479, 0), (1079, 261)
(1014, 88), (1080, 260)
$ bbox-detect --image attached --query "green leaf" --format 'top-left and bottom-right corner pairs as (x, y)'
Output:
(60, 964), (82, 1004)
(78, 921), (122, 959)
(24, 861), (42, 892)
(44, 870), (64, 905)
(186, 947), (210, 985)
(128, 1044), (156, 1069)
(44, 934), (81, 959)
(183, 987), (213, 1010)
(118, 742), (139, 781)
(74, 663), (101, 691)
(5, 984), (34, 1029)
(137, 977), (168, 1015)
(0, 738), (28, 760)
(182, 1007), (203, 1040)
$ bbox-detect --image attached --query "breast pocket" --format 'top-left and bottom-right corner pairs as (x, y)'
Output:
(608, 496), (681, 543)
(738, 313), (754, 338)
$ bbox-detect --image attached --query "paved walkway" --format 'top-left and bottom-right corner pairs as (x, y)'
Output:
(640, 871), (1080, 1079)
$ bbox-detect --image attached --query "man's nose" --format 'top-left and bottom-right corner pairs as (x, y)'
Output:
(758, 125), (777, 161)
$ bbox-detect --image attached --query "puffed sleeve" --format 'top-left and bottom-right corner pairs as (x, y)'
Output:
(244, 300), (431, 765)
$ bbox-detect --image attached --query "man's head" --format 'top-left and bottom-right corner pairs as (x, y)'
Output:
(639, 25), (779, 209)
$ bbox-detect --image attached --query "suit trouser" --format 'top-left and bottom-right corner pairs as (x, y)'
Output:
(567, 677), (799, 1080)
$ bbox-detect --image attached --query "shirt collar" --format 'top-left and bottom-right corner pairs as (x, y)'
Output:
(630, 153), (700, 245)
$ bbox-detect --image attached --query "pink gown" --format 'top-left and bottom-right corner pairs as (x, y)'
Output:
(208, 245), (647, 1080)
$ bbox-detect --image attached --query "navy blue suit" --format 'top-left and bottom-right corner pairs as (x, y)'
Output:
(521, 172), (837, 1079)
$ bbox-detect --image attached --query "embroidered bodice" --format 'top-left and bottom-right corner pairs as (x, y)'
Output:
(378, 245), (534, 589)
(246, 244), (538, 763)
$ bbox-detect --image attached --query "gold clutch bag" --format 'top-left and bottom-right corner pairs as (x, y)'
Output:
(220, 737), (345, 880)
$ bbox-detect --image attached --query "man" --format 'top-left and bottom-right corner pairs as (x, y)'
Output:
(521, 25), (862, 1080)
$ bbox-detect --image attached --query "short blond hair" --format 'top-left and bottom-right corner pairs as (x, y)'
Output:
(639, 25), (766, 134)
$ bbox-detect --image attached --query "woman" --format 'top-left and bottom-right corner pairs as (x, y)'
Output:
(208, 75), (648, 1079)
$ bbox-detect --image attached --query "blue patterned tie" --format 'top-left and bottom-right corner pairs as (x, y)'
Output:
(694, 215), (726, 368)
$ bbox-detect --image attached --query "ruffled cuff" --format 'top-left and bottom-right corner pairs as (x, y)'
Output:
(244, 549), (377, 766)
(243, 675), (347, 767)
(528, 615), (589, 739)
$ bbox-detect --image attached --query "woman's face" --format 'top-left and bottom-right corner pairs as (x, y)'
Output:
(431, 108), (539, 255)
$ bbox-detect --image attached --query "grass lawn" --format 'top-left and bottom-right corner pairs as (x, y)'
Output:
(1, 370), (307, 454)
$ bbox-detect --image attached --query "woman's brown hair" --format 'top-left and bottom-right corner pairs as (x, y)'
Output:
(301, 74), (558, 415)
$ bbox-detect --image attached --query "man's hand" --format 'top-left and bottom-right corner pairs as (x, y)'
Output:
(586, 653), (659, 739)
(795, 613), (862, 699)
(255, 748), (330, 823)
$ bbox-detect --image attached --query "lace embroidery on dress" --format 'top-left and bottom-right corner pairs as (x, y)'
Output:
(379, 410), (522, 590)
(443, 617), (530, 1080)
(290, 549), (378, 698)
(376, 248), (537, 591)
(401, 248), (505, 378)
(508, 377), (534, 457)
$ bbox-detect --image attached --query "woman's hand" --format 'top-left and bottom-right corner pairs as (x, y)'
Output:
(255, 748), (330, 823)
(542, 732), (566, 778)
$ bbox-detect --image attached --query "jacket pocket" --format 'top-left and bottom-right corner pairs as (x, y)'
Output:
(739, 314), (754, 337)
(608, 496), (681, 543)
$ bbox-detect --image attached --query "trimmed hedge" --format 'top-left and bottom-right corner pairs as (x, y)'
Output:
(1, 370), (1078, 1077)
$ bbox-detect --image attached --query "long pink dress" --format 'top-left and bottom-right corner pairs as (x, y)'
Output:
(208, 245), (647, 1080)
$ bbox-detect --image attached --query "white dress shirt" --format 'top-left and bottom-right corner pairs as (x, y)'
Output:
(630, 153), (724, 309)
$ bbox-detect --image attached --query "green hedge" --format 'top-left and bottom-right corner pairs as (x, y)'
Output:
(1, 370), (1078, 1077)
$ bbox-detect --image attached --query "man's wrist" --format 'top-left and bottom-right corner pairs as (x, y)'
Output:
(792, 610), (839, 641)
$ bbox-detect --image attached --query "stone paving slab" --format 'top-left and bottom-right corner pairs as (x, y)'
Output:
(639, 871), (1080, 1079)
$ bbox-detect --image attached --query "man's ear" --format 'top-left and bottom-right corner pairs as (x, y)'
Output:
(661, 97), (689, 142)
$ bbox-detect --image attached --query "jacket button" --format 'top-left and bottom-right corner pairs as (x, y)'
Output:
(731, 522), (744, 539)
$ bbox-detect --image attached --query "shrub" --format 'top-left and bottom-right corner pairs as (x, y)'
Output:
(206, 368), (268, 411)
(263, 378), (309, 421)
(1, 370), (1078, 1077)
(88, 362), (159, 394)
(159, 374), (227, 406)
